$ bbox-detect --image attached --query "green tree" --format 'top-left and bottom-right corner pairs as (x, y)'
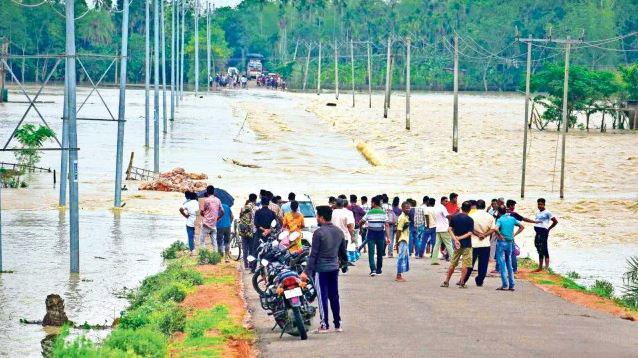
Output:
(12, 124), (56, 187)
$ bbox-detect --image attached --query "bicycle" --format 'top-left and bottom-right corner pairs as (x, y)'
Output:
(228, 220), (242, 261)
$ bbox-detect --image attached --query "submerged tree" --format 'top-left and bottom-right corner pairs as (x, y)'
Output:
(622, 255), (638, 309)
(12, 123), (56, 187)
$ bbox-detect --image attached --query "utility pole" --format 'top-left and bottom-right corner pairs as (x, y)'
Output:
(452, 32), (459, 153)
(161, 0), (167, 133)
(334, 38), (339, 100)
(406, 37), (411, 131)
(516, 34), (581, 198)
(194, 0), (199, 97)
(65, 0), (80, 273)
(175, 0), (180, 107)
(350, 38), (355, 107)
(114, 0), (129, 208)
(302, 43), (311, 91)
(206, 3), (211, 93)
(153, 0), (160, 173)
(180, 1), (185, 100)
(521, 35), (532, 198)
(383, 36), (392, 118)
(367, 41), (372, 108)
(59, 56), (69, 207)
(559, 37), (572, 199)
(144, 0), (150, 146)
(170, 0), (175, 119)
(317, 41), (322, 95)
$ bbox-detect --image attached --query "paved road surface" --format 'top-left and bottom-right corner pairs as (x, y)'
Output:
(244, 256), (638, 358)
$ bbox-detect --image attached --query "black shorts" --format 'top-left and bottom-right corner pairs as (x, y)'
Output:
(534, 227), (550, 258)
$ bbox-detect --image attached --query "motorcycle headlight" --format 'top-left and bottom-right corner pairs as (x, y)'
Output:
(247, 256), (256, 262)
(261, 259), (269, 266)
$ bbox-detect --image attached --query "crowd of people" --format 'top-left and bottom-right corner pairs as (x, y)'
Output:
(180, 188), (558, 332)
(211, 73), (248, 89)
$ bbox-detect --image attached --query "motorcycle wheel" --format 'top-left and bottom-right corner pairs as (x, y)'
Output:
(252, 267), (268, 296)
(292, 306), (307, 340)
(229, 233), (242, 261)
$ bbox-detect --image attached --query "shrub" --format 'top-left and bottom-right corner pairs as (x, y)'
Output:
(562, 277), (586, 291)
(622, 256), (638, 309)
(162, 241), (188, 259)
(198, 249), (222, 265)
(153, 303), (187, 335)
(566, 271), (581, 279)
(103, 327), (167, 357)
(158, 282), (188, 303)
(590, 280), (614, 299)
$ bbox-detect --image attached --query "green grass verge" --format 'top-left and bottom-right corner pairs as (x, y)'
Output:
(53, 258), (204, 357)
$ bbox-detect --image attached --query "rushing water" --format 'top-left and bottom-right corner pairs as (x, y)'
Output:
(0, 86), (636, 356)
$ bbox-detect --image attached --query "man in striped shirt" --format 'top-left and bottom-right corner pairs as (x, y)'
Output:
(359, 196), (390, 276)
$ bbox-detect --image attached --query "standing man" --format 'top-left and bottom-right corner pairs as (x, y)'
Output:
(216, 202), (234, 261)
(495, 207), (525, 291)
(423, 198), (437, 255)
(463, 200), (497, 287)
(266, 191), (284, 223)
(348, 194), (365, 248)
(281, 192), (296, 214)
(332, 198), (355, 251)
(359, 196), (390, 276)
(200, 186), (224, 251)
(441, 201), (474, 288)
(383, 195), (398, 258)
(445, 193), (460, 216)
(238, 194), (257, 269)
(506, 199), (536, 273)
(533, 198), (558, 272)
(431, 196), (455, 265)
(360, 195), (370, 253)
(302, 206), (348, 333)
(413, 196), (429, 258)
(252, 197), (276, 271)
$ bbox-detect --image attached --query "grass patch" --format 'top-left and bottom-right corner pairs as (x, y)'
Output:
(561, 277), (587, 291)
(566, 271), (581, 279)
(54, 258), (202, 357)
(198, 249), (222, 265)
(590, 280), (614, 299)
(203, 275), (235, 285)
(162, 241), (189, 260)
(537, 280), (557, 285)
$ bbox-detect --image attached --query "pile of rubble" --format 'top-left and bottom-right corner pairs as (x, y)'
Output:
(139, 167), (209, 192)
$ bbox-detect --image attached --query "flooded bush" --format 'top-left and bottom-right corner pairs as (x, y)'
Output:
(198, 249), (222, 265)
(622, 256), (638, 309)
(158, 282), (188, 303)
(161, 241), (189, 259)
(566, 271), (581, 279)
(590, 280), (614, 299)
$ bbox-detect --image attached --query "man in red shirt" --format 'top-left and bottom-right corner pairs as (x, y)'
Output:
(445, 192), (460, 216)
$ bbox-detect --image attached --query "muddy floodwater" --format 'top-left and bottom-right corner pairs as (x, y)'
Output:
(0, 86), (636, 356)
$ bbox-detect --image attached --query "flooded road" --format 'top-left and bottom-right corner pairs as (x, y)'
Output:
(0, 86), (636, 355)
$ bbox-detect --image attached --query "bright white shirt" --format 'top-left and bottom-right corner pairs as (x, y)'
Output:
(534, 210), (555, 229)
(434, 204), (450, 233)
(422, 206), (437, 229)
(332, 208), (355, 241)
(470, 211), (496, 248)
(182, 200), (199, 227)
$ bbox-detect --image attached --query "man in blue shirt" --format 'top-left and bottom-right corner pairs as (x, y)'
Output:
(495, 207), (524, 291)
(216, 203), (234, 262)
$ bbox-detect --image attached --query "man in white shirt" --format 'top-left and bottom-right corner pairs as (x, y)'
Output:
(423, 197), (437, 255)
(431, 196), (455, 265)
(331, 198), (355, 247)
(533, 198), (558, 272)
(463, 199), (497, 286)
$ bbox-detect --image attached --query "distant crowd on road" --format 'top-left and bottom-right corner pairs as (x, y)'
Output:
(179, 188), (558, 333)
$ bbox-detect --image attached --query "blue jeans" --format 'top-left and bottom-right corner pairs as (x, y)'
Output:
(425, 228), (436, 250)
(186, 226), (195, 251)
(408, 226), (417, 255)
(511, 240), (518, 273)
(367, 230), (385, 274)
(415, 225), (426, 257)
(387, 225), (396, 257)
(496, 240), (515, 289)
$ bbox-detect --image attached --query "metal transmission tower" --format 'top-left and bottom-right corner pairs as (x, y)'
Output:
(194, 0), (199, 97)
(170, 0), (176, 119)
(516, 34), (582, 199)
(161, 0), (168, 133)
(206, 3), (211, 93)
(114, 0), (130, 209)
(145, 0), (150, 147)
(65, 0), (80, 273)
(153, 0), (161, 173)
